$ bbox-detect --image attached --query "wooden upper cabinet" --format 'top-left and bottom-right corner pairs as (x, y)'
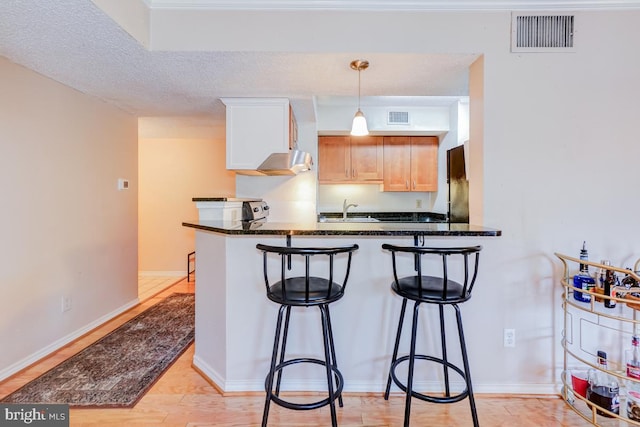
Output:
(350, 136), (384, 181)
(318, 136), (383, 183)
(411, 137), (438, 191)
(383, 136), (438, 192)
(382, 136), (412, 191)
(318, 136), (351, 181)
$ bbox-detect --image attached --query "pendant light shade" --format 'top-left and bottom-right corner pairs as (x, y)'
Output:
(351, 109), (368, 136)
(350, 59), (369, 136)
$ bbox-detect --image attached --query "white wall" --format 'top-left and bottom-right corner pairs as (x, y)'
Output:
(229, 9), (640, 392)
(0, 57), (138, 379)
(315, 102), (453, 134)
(318, 184), (436, 214)
(138, 117), (235, 275)
(236, 120), (318, 223)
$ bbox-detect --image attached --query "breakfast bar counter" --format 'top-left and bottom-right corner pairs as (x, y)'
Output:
(182, 219), (500, 394)
(182, 219), (501, 237)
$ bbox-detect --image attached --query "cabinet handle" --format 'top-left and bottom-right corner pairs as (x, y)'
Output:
(405, 180), (409, 189)
(413, 180), (416, 189)
(353, 169), (356, 178)
(345, 169), (349, 178)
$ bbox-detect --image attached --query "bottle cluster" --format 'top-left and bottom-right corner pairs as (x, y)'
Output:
(571, 241), (638, 308)
(569, 242), (640, 420)
(582, 339), (640, 420)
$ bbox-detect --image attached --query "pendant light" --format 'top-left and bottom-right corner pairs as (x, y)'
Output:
(350, 59), (369, 136)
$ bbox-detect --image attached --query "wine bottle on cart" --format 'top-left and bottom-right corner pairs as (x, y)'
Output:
(573, 241), (595, 303)
(603, 268), (618, 309)
(586, 350), (619, 417)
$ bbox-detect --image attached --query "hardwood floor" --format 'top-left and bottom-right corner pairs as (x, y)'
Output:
(138, 274), (186, 301)
(0, 279), (591, 426)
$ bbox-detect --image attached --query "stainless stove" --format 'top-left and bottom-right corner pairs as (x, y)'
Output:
(242, 201), (270, 222)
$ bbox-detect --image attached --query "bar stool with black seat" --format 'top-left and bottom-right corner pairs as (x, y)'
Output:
(382, 244), (482, 427)
(257, 243), (359, 427)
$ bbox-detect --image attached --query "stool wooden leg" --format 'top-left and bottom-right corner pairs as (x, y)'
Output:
(262, 305), (287, 427)
(404, 301), (421, 427)
(454, 304), (479, 427)
(385, 297), (408, 399)
(275, 306), (292, 396)
(325, 306), (343, 408)
(320, 305), (338, 427)
(439, 304), (451, 397)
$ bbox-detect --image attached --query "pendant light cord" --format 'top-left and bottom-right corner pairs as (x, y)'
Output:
(358, 68), (361, 110)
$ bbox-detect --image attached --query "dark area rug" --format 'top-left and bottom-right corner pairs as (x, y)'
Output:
(1, 293), (195, 408)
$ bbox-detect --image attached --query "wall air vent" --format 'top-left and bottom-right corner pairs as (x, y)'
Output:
(388, 111), (409, 125)
(511, 12), (575, 52)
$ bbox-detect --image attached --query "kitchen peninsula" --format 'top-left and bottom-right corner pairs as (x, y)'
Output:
(182, 218), (500, 394)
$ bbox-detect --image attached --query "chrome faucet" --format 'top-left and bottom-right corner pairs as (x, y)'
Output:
(342, 199), (358, 220)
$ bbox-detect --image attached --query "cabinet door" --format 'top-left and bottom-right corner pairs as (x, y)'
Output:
(383, 136), (411, 191)
(318, 136), (351, 182)
(411, 136), (439, 192)
(222, 98), (290, 171)
(351, 136), (383, 182)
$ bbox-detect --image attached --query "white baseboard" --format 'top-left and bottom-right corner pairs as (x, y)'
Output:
(187, 363), (561, 395)
(0, 297), (139, 382)
(192, 354), (226, 390)
(473, 382), (560, 395)
(138, 271), (185, 277)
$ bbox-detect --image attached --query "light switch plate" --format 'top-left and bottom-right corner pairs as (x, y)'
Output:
(117, 178), (129, 190)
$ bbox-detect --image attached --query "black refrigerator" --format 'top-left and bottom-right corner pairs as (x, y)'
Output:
(446, 145), (469, 223)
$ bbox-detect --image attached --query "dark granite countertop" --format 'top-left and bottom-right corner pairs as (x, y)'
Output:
(193, 197), (262, 202)
(182, 220), (501, 237)
(319, 211), (448, 223)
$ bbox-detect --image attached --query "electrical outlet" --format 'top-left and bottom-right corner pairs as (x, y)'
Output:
(504, 328), (515, 347)
(415, 199), (422, 209)
(62, 296), (72, 313)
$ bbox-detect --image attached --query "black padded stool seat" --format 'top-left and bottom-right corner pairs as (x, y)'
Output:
(392, 276), (468, 303)
(266, 276), (344, 306)
(382, 244), (482, 427)
(257, 243), (358, 427)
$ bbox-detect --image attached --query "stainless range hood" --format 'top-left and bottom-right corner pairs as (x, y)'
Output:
(256, 149), (313, 176)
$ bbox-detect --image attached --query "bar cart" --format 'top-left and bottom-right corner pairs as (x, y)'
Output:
(556, 253), (640, 425)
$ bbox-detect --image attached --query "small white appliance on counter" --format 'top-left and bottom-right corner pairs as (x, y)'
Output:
(194, 198), (269, 222)
(241, 200), (270, 222)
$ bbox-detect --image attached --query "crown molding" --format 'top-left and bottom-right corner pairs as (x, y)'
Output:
(146, 0), (640, 11)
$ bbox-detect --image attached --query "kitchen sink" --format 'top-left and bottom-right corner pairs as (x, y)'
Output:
(319, 217), (380, 223)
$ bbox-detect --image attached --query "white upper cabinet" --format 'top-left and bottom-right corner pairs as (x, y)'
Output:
(221, 97), (295, 174)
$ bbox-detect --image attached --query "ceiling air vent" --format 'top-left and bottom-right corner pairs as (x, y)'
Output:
(388, 111), (409, 125)
(511, 12), (575, 52)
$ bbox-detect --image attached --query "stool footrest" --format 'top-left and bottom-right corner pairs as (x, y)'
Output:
(265, 357), (344, 411)
(390, 354), (469, 404)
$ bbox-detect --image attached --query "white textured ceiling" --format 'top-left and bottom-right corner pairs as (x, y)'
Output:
(1, 1), (637, 123)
